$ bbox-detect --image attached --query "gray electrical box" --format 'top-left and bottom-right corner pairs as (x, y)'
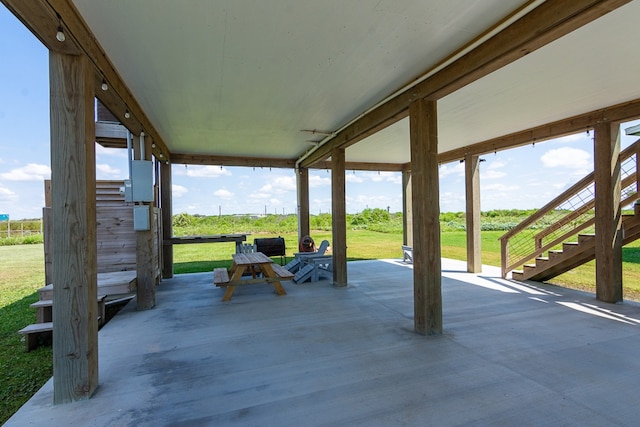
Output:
(130, 160), (154, 202)
(133, 205), (150, 231)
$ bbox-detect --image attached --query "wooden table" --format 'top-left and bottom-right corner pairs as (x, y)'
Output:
(213, 252), (293, 301)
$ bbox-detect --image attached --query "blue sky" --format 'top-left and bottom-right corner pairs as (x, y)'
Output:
(1, 6), (638, 220)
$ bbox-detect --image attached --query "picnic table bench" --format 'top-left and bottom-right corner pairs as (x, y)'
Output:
(213, 252), (294, 301)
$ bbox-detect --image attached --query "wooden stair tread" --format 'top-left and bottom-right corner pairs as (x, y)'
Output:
(18, 322), (53, 334)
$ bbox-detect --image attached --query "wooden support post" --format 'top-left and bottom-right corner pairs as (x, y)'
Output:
(160, 160), (173, 278)
(594, 122), (623, 303)
(409, 99), (442, 335)
(136, 135), (156, 310)
(49, 52), (98, 403)
(465, 154), (482, 273)
(402, 169), (413, 247)
(331, 147), (348, 287)
(297, 167), (310, 242)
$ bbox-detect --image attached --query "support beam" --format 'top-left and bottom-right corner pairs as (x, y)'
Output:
(160, 160), (173, 279)
(594, 122), (623, 302)
(299, 0), (630, 168)
(402, 170), (413, 247)
(409, 99), (442, 335)
(296, 167), (310, 242)
(331, 147), (347, 287)
(49, 52), (98, 403)
(134, 134), (156, 310)
(171, 153), (295, 169)
(465, 154), (482, 273)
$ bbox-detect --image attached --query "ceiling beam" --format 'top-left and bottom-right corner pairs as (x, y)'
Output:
(1, 0), (171, 161)
(312, 161), (404, 172)
(170, 153), (296, 169)
(299, 0), (631, 168)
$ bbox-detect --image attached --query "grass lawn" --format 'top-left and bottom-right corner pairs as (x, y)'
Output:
(0, 244), (51, 424)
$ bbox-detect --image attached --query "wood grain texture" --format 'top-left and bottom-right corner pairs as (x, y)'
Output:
(331, 147), (347, 287)
(49, 52), (98, 403)
(594, 122), (623, 302)
(160, 161), (173, 278)
(296, 167), (310, 242)
(465, 155), (482, 273)
(409, 99), (442, 335)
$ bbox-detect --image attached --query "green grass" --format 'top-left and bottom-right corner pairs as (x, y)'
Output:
(0, 244), (51, 425)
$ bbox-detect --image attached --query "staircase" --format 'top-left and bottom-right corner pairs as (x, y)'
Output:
(501, 138), (640, 282)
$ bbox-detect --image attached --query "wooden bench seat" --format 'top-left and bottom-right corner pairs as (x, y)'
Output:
(270, 264), (294, 279)
(213, 268), (230, 286)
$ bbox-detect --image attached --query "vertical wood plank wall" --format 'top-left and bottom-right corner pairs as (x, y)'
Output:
(49, 52), (98, 403)
(409, 99), (442, 335)
(594, 122), (623, 302)
(331, 147), (348, 287)
(465, 154), (482, 273)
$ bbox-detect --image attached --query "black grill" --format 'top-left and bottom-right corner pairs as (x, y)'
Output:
(254, 237), (286, 257)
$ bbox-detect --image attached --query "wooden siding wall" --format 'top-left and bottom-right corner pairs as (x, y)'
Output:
(44, 180), (143, 278)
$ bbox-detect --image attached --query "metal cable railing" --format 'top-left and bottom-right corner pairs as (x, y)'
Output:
(499, 138), (640, 278)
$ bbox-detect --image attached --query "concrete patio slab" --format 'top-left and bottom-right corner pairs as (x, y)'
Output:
(6, 259), (640, 426)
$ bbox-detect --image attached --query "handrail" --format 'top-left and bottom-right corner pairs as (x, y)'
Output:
(500, 138), (640, 278)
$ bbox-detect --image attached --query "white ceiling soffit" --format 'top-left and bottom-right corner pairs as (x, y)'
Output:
(348, 0), (640, 164)
(73, 0), (531, 160)
(72, 1), (640, 165)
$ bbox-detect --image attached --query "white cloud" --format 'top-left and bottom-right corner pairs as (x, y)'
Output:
(482, 170), (506, 179)
(183, 165), (232, 178)
(0, 163), (50, 181)
(214, 189), (234, 199)
(483, 183), (520, 192)
(370, 171), (402, 184)
(96, 163), (121, 178)
(95, 144), (128, 159)
(439, 162), (464, 179)
(0, 186), (15, 195)
(262, 175), (296, 193)
(172, 184), (188, 197)
(541, 147), (591, 169)
(309, 174), (331, 187)
(346, 174), (364, 183)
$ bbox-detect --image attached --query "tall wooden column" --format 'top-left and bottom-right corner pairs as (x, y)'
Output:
(49, 52), (98, 403)
(402, 168), (413, 247)
(331, 147), (348, 287)
(594, 122), (623, 302)
(297, 167), (310, 242)
(465, 154), (482, 273)
(160, 160), (173, 278)
(409, 98), (442, 335)
(134, 134), (156, 310)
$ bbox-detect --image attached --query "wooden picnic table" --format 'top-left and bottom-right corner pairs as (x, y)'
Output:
(213, 252), (293, 301)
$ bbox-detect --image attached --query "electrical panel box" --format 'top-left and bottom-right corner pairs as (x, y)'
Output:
(133, 205), (150, 231)
(131, 160), (154, 202)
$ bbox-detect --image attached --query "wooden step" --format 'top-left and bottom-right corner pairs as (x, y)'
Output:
(17, 322), (53, 352)
(578, 234), (595, 244)
(511, 270), (524, 280)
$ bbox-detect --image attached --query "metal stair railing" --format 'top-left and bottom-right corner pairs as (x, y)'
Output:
(499, 138), (640, 278)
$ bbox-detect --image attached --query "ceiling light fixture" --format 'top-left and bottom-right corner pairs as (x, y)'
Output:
(56, 26), (65, 42)
(301, 129), (336, 137)
(101, 79), (108, 91)
(124, 110), (131, 119)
